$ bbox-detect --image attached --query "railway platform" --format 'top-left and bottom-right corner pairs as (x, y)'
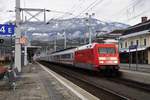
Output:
(120, 63), (150, 73)
(119, 64), (150, 84)
(0, 62), (99, 100)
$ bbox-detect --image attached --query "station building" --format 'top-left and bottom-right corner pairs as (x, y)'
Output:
(119, 17), (150, 64)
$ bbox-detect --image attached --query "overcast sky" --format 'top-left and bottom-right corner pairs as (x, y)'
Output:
(0, 0), (150, 25)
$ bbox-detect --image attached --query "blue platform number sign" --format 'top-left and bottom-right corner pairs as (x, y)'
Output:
(0, 24), (15, 35)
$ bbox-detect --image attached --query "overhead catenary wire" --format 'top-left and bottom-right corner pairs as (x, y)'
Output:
(74, 0), (101, 18)
(63, 0), (86, 19)
(112, 0), (150, 23)
(47, 0), (86, 20)
(111, 0), (137, 17)
(111, 0), (145, 19)
(54, 0), (106, 36)
(97, 0), (150, 25)
(84, 0), (104, 14)
(47, 0), (100, 38)
(122, 9), (150, 22)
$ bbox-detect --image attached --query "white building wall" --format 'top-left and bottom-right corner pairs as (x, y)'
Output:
(120, 34), (150, 49)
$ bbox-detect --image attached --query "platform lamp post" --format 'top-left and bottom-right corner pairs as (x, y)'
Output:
(85, 13), (95, 44)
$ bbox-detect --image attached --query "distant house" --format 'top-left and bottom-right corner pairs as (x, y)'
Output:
(119, 17), (150, 64)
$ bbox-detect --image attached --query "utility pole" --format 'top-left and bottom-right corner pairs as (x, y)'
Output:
(85, 13), (95, 44)
(15, 0), (21, 72)
(24, 45), (28, 65)
(63, 31), (66, 49)
(44, 9), (46, 23)
(54, 35), (57, 51)
(24, 32), (28, 66)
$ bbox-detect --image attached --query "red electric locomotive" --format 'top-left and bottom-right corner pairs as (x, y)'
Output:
(74, 43), (119, 73)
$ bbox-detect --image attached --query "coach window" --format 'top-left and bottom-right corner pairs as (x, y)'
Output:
(136, 40), (139, 46)
(56, 55), (60, 59)
(54, 56), (56, 59)
(61, 55), (65, 59)
(130, 41), (133, 46)
(120, 43), (123, 48)
(61, 54), (71, 59)
(67, 54), (71, 58)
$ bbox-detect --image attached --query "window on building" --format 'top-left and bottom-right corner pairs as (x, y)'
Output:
(120, 43), (123, 48)
(136, 40), (139, 45)
(125, 42), (127, 48)
(130, 41), (133, 46)
(144, 38), (146, 46)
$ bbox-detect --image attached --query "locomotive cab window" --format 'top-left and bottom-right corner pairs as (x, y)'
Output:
(99, 48), (116, 54)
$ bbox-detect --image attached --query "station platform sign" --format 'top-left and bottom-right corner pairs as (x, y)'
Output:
(0, 24), (15, 35)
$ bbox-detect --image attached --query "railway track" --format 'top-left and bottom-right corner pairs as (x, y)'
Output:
(106, 77), (150, 92)
(59, 68), (130, 100)
(39, 61), (150, 100)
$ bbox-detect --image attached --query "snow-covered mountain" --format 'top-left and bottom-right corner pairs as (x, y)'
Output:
(23, 18), (130, 41)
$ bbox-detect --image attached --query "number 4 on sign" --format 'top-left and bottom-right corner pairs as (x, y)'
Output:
(0, 26), (5, 33)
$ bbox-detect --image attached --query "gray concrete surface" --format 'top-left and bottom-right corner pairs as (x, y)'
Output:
(120, 63), (150, 73)
(0, 62), (82, 100)
(120, 69), (150, 84)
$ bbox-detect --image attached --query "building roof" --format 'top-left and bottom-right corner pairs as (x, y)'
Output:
(120, 30), (150, 39)
(124, 20), (150, 35)
(129, 19), (150, 28)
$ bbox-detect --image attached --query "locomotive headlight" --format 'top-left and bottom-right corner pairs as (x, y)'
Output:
(110, 57), (117, 60)
(99, 61), (104, 64)
(114, 61), (118, 63)
(99, 57), (106, 60)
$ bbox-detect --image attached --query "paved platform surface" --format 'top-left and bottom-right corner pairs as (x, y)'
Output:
(120, 63), (150, 73)
(120, 64), (150, 84)
(0, 62), (82, 100)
